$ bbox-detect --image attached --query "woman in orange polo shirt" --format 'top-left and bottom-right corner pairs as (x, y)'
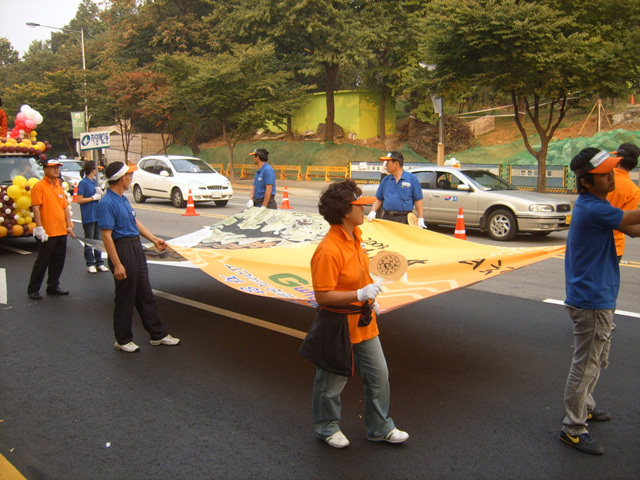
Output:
(306, 180), (409, 449)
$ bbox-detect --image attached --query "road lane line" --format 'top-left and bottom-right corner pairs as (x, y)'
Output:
(0, 268), (6, 305)
(0, 244), (31, 255)
(0, 452), (27, 480)
(153, 290), (307, 339)
(543, 298), (640, 318)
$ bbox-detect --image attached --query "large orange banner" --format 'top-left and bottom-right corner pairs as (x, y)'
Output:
(168, 208), (565, 312)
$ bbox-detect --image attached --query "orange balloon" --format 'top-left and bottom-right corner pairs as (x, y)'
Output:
(26, 222), (36, 234)
(11, 224), (24, 236)
(0, 226), (7, 237)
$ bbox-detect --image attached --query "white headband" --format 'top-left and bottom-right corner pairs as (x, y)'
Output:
(108, 164), (129, 182)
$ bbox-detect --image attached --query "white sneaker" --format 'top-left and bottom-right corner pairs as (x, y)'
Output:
(368, 428), (409, 444)
(87, 266), (97, 274)
(325, 431), (349, 449)
(150, 334), (180, 346)
(97, 265), (109, 272)
(114, 341), (140, 353)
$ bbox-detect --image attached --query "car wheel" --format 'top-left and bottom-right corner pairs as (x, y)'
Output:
(133, 185), (147, 203)
(486, 208), (518, 241)
(171, 188), (186, 208)
(214, 200), (228, 207)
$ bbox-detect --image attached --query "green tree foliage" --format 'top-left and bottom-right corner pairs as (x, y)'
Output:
(158, 41), (311, 182)
(422, 0), (640, 191)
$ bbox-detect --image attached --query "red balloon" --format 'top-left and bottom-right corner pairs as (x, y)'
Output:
(39, 153), (47, 161)
(7, 146), (15, 153)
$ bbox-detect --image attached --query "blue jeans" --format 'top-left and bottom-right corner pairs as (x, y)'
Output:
(312, 335), (395, 439)
(82, 222), (104, 267)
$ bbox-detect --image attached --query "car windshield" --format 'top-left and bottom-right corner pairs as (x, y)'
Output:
(170, 158), (216, 174)
(1, 156), (44, 184)
(60, 162), (83, 172)
(462, 170), (518, 191)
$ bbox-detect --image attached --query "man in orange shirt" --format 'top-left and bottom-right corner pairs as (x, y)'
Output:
(607, 143), (640, 262)
(302, 180), (408, 449)
(27, 158), (76, 300)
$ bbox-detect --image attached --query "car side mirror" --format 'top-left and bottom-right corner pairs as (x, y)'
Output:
(159, 171), (170, 177)
(457, 184), (471, 191)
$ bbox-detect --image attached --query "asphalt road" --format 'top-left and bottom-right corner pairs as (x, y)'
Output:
(1, 184), (639, 479)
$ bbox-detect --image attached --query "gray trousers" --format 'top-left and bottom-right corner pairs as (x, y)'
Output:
(561, 306), (613, 435)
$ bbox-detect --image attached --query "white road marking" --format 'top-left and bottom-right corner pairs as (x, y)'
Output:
(543, 298), (640, 319)
(0, 244), (31, 255)
(153, 290), (307, 339)
(0, 268), (7, 304)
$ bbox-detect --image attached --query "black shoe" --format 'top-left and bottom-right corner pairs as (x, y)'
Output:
(46, 288), (69, 296)
(28, 292), (43, 300)
(560, 431), (604, 455)
(587, 409), (612, 422)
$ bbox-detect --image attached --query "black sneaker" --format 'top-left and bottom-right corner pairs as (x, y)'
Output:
(587, 409), (612, 422)
(560, 431), (604, 455)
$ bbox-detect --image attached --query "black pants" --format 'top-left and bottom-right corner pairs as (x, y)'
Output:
(28, 235), (67, 295)
(110, 237), (167, 344)
(253, 195), (278, 209)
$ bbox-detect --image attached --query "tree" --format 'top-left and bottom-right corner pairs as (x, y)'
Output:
(422, 0), (640, 192)
(159, 41), (311, 182)
(209, 0), (374, 143)
(99, 64), (172, 163)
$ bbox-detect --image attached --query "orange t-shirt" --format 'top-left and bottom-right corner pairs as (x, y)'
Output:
(311, 224), (379, 344)
(30, 178), (69, 237)
(607, 168), (640, 256)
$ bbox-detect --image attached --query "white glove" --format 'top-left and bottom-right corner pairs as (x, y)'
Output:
(34, 226), (48, 242)
(92, 193), (102, 201)
(372, 300), (380, 316)
(260, 205), (265, 208)
(357, 283), (382, 302)
(417, 218), (426, 229)
(95, 186), (103, 196)
(366, 211), (376, 222)
(246, 199), (254, 208)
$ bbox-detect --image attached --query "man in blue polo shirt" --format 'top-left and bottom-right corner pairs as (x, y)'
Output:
(98, 161), (180, 353)
(560, 148), (640, 455)
(366, 151), (424, 227)
(247, 148), (277, 209)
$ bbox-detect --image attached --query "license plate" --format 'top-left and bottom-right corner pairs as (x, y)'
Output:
(212, 192), (222, 199)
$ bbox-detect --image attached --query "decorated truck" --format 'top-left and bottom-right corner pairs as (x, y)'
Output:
(0, 104), (54, 238)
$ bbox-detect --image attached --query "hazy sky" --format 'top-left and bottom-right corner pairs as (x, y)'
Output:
(0, 0), (84, 56)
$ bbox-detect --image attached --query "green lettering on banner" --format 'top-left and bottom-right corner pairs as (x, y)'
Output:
(269, 273), (309, 287)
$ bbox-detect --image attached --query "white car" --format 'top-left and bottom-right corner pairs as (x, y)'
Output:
(58, 159), (84, 192)
(363, 165), (572, 241)
(132, 155), (233, 208)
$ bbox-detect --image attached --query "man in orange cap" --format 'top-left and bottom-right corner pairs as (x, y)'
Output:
(366, 150), (425, 228)
(27, 158), (76, 299)
(560, 148), (640, 455)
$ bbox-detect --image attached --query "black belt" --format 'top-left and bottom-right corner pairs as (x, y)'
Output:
(113, 236), (139, 243)
(385, 211), (411, 216)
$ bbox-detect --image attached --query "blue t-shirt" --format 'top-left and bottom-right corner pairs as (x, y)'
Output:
(375, 170), (423, 212)
(97, 189), (139, 239)
(564, 193), (624, 309)
(253, 163), (276, 198)
(77, 176), (99, 223)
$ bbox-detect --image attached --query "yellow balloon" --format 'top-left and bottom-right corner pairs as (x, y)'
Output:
(22, 139), (32, 146)
(16, 196), (30, 210)
(27, 177), (39, 187)
(12, 175), (27, 188)
(6, 184), (21, 199)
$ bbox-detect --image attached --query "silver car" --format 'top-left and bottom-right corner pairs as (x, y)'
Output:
(364, 165), (572, 241)
(132, 155), (233, 208)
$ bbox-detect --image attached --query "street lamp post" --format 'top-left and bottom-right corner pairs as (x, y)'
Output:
(26, 22), (88, 158)
(420, 63), (445, 166)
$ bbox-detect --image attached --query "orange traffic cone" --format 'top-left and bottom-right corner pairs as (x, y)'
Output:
(454, 207), (466, 240)
(632, 95), (635, 105)
(279, 186), (293, 209)
(182, 189), (199, 216)
(72, 182), (78, 203)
